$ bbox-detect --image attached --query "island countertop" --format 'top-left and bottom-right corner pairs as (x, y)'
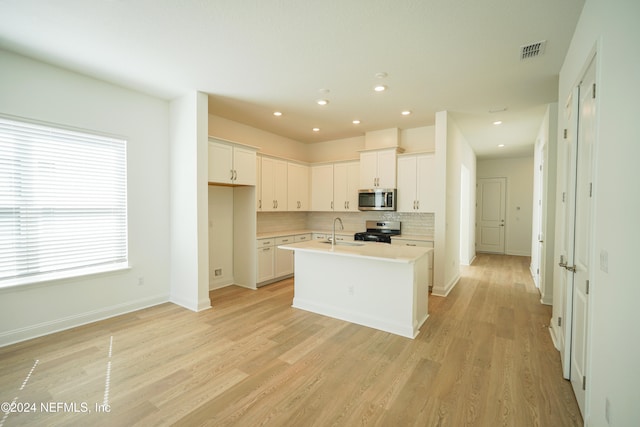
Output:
(278, 240), (432, 264)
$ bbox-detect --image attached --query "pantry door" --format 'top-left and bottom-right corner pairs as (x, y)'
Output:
(476, 177), (506, 253)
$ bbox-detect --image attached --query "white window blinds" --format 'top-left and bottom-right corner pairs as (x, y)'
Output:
(0, 116), (128, 287)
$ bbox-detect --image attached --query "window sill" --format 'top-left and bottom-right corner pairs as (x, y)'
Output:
(0, 263), (132, 292)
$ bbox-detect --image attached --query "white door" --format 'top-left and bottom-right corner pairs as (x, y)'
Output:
(569, 56), (597, 416)
(476, 177), (506, 253)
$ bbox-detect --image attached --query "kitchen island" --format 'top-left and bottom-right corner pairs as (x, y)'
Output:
(278, 240), (432, 339)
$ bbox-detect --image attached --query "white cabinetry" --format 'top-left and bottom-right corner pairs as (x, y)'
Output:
(359, 149), (397, 189)
(260, 157), (287, 211)
(391, 238), (434, 288)
(311, 164), (334, 211)
(256, 233), (311, 286)
(256, 238), (275, 283)
(287, 163), (309, 211)
(275, 236), (295, 277)
(333, 162), (359, 212)
(311, 162), (359, 212)
(397, 153), (436, 212)
(208, 139), (256, 185)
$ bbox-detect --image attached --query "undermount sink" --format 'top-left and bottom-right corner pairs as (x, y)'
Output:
(321, 240), (365, 247)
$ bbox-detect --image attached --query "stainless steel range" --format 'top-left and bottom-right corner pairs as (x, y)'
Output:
(354, 220), (401, 244)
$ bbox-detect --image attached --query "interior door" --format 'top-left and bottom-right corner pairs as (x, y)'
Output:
(558, 89), (579, 380)
(569, 56), (596, 416)
(476, 177), (506, 253)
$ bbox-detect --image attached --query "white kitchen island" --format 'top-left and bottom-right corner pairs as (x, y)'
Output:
(278, 240), (432, 339)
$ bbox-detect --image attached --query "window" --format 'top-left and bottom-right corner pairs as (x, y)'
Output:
(0, 116), (128, 287)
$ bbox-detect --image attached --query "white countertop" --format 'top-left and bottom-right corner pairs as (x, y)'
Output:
(278, 240), (432, 264)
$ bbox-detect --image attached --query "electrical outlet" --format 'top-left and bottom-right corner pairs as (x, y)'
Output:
(348, 285), (354, 295)
(214, 268), (222, 277)
(137, 277), (144, 286)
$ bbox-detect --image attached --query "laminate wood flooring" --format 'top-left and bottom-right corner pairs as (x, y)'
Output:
(0, 254), (583, 426)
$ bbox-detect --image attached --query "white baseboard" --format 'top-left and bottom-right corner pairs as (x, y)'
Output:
(431, 273), (460, 297)
(0, 294), (169, 348)
(292, 298), (423, 339)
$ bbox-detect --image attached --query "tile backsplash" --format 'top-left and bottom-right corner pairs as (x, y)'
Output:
(257, 211), (434, 237)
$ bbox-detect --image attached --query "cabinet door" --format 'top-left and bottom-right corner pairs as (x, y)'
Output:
(273, 160), (288, 211)
(256, 156), (262, 210)
(208, 142), (233, 184)
(345, 162), (360, 211)
(376, 149), (397, 188)
(335, 162), (359, 211)
(233, 146), (256, 185)
(311, 164), (334, 211)
(256, 246), (274, 283)
(359, 151), (378, 189)
(287, 163), (309, 211)
(261, 157), (276, 211)
(416, 154), (436, 212)
(261, 158), (287, 211)
(397, 156), (418, 212)
(333, 163), (349, 211)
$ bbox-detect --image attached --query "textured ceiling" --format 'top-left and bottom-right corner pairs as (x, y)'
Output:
(0, 0), (585, 158)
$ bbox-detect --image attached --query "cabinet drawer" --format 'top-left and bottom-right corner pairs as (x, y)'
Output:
(275, 236), (294, 245)
(392, 239), (434, 248)
(294, 234), (312, 242)
(313, 233), (327, 240)
(257, 238), (274, 248)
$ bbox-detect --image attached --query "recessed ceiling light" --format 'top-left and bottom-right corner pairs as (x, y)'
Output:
(498, 144), (505, 148)
(374, 85), (387, 92)
(273, 111), (282, 117)
(316, 99), (329, 106)
(375, 72), (388, 79)
(312, 128), (320, 132)
(493, 120), (503, 125)
(352, 120), (361, 125)
(401, 110), (412, 116)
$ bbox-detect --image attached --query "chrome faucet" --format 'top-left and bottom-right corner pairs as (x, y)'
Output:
(332, 217), (344, 249)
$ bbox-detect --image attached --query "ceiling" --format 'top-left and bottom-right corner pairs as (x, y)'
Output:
(0, 0), (584, 159)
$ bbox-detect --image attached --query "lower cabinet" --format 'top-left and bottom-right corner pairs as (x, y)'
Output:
(256, 233), (311, 286)
(256, 238), (275, 284)
(275, 236), (294, 277)
(391, 238), (434, 288)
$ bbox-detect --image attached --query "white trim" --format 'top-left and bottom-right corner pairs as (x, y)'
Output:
(0, 295), (168, 347)
(431, 273), (460, 297)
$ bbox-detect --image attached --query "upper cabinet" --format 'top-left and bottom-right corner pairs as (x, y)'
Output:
(208, 139), (257, 186)
(359, 148), (398, 189)
(260, 157), (288, 211)
(310, 164), (334, 211)
(310, 162), (359, 212)
(397, 153), (436, 212)
(333, 162), (359, 212)
(287, 162), (309, 211)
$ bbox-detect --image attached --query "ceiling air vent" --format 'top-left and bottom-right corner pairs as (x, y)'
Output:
(520, 40), (547, 60)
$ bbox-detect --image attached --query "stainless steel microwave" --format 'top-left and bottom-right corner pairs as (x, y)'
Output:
(358, 189), (397, 211)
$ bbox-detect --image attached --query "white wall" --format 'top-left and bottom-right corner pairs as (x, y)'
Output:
(0, 49), (171, 346)
(433, 111), (476, 296)
(209, 114), (310, 162)
(477, 157), (534, 257)
(531, 103), (558, 305)
(208, 186), (234, 289)
(169, 92), (210, 312)
(557, 1), (640, 425)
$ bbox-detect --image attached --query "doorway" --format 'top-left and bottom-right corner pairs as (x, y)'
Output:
(558, 54), (597, 417)
(476, 177), (506, 253)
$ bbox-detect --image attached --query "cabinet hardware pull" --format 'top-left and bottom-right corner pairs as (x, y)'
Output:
(230, 169), (234, 180)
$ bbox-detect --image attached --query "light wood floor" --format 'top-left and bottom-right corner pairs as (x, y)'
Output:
(0, 254), (582, 426)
